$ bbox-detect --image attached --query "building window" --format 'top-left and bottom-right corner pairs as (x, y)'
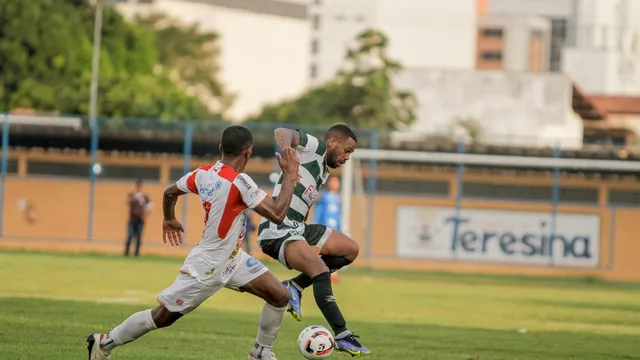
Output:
(310, 63), (318, 79)
(312, 14), (321, 30)
(482, 28), (503, 37)
(531, 30), (544, 38)
(311, 38), (319, 54)
(550, 18), (567, 72)
(481, 51), (502, 61)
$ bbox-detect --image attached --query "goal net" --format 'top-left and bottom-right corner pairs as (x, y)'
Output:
(340, 147), (640, 268)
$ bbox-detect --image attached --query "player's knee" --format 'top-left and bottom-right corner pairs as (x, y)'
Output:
(271, 286), (290, 308)
(307, 256), (330, 278)
(151, 305), (182, 328)
(285, 241), (329, 277)
(344, 239), (359, 262)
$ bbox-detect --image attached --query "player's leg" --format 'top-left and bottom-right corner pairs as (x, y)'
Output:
(282, 237), (371, 356)
(282, 226), (356, 320)
(86, 274), (219, 360)
(225, 252), (288, 360)
(87, 304), (180, 360)
(124, 221), (134, 256)
(288, 229), (359, 291)
(134, 222), (143, 257)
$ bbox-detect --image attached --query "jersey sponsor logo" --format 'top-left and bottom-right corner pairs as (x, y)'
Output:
(237, 175), (252, 190)
(199, 181), (222, 196)
(302, 184), (318, 206)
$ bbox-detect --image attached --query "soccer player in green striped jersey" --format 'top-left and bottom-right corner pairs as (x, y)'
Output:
(257, 124), (371, 357)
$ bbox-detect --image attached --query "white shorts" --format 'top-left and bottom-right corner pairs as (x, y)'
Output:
(157, 250), (269, 314)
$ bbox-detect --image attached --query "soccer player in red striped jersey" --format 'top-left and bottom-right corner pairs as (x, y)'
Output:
(86, 125), (300, 360)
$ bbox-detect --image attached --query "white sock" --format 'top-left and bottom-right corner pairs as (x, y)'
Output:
(250, 303), (286, 359)
(100, 309), (157, 354)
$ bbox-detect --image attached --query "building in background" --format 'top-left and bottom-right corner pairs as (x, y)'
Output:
(392, 69), (589, 149)
(563, 0), (640, 96)
(486, 0), (574, 72)
(586, 96), (640, 148)
(117, 0), (311, 120)
(487, 0), (640, 97)
(484, 0), (640, 147)
(308, 0), (478, 85)
(476, 14), (551, 72)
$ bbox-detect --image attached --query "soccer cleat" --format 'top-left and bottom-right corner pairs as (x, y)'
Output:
(282, 280), (303, 321)
(335, 333), (371, 357)
(86, 334), (110, 360)
(248, 352), (278, 359)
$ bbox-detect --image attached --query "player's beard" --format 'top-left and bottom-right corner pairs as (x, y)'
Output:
(326, 152), (339, 169)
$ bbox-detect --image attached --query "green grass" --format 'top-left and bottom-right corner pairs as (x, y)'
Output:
(1, 251), (639, 359)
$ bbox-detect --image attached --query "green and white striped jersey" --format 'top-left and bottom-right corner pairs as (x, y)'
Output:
(257, 130), (330, 241)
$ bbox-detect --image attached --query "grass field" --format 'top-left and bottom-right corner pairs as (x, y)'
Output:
(1, 250), (639, 360)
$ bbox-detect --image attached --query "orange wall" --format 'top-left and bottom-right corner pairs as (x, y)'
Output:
(2, 177), (640, 282)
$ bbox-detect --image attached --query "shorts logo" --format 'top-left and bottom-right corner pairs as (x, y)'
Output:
(222, 262), (237, 278)
(246, 257), (259, 267)
(246, 257), (265, 274)
(176, 299), (184, 306)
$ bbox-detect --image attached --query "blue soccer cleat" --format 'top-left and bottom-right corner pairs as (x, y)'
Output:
(282, 280), (303, 321)
(335, 333), (371, 357)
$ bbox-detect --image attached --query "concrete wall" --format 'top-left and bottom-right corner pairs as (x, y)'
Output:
(392, 69), (583, 148)
(2, 175), (640, 282)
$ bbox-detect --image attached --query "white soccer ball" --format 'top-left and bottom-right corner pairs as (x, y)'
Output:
(297, 325), (334, 359)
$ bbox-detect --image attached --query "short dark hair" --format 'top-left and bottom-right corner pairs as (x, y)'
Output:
(325, 124), (358, 143)
(221, 125), (253, 156)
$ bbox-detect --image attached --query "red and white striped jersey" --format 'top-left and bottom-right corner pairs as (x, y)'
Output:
(175, 161), (267, 284)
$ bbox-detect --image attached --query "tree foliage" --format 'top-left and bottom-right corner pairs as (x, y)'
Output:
(0, 0), (221, 121)
(245, 29), (417, 130)
(135, 12), (234, 116)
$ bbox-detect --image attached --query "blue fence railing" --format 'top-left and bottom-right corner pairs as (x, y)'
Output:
(0, 113), (637, 270)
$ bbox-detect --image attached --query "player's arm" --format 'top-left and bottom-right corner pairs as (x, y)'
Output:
(253, 173), (297, 224)
(162, 167), (201, 245)
(275, 127), (323, 154)
(162, 185), (186, 221)
(237, 148), (300, 224)
(273, 128), (300, 150)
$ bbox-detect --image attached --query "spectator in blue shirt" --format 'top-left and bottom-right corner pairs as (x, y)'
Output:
(313, 176), (343, 282)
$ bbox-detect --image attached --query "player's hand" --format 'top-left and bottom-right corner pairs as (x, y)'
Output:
(276, 147), (300, 178)
(162, 218), (185, 246)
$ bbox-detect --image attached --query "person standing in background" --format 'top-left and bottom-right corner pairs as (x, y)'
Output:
(312, 176), (343, 282)
(124, 179), (152, 257)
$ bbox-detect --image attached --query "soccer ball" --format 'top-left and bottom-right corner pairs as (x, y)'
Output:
(297, 325), (335, 359)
